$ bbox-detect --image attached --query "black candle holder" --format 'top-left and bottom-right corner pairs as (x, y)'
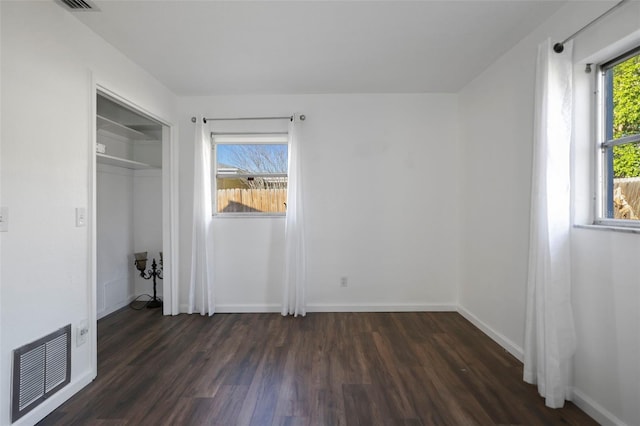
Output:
(134, 252), (163, 309)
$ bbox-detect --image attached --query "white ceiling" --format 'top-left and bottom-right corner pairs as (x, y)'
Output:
(72, 1), (566, 95)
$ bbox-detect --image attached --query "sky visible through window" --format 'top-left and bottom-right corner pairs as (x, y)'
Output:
(217, 144), (288, 174)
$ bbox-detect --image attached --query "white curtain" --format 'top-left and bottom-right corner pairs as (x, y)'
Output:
(282, 116), (306, 317)
(188, 117), (215, 316)
(523, 39), (576, 408)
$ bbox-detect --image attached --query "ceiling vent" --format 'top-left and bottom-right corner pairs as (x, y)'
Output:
(56, 0), (99, 11)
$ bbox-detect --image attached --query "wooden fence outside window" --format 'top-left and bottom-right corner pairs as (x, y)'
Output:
(217, 188), (287, 213)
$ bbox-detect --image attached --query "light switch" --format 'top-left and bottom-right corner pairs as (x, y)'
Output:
(0, 206), (7, 232)
(75, 207), (86, 227)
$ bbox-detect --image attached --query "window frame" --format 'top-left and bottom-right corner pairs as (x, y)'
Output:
(594, 46), (640, 228)
(211, 132), (289, 217)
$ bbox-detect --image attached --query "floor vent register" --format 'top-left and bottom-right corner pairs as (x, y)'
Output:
(11, 324), (71, 423)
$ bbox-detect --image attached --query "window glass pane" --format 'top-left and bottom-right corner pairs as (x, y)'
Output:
(216, 144), (288, 174)
(602, 50), (640, 222)
(214, 142), (288, 214)
(216, 177), (288, 213)
(610, 143), (640, 220)
(609, 53), (640, 140)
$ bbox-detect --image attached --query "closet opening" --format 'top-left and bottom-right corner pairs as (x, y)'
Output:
(94, 89), (171, 321)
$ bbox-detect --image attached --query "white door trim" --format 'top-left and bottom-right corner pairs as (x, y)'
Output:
(89, 80), (178, 377)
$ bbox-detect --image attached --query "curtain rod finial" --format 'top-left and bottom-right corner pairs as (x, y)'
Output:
(553, 42), (565, 53)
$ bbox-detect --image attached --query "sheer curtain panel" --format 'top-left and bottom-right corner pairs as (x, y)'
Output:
(523, 39), (576, 408)
(282, 116), (307, 317)
(187, 117), (215, 316)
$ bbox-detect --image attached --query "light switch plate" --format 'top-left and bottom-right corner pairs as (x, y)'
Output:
(75, 207), (86, 227)
(0, 206), (8, 232)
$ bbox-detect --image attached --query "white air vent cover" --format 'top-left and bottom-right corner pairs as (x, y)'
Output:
(56, 0), (99, 11)
(11, 325), (71, 423)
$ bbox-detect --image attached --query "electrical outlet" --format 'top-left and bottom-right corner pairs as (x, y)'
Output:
(340, 276), (348, 287)
(76, 320), (89, 347)
(0, 206), (7, 232)
(75, 207), (86, 227)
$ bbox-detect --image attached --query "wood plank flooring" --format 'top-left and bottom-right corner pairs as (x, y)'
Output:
(39, 309), (597, 425)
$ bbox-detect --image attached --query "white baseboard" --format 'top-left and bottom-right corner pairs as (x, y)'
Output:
(456, 304), (524, 362)
(178, 303), (282, 313)
(178, 303), (457, 314)
(215, 303), (281, 313)
(307, 303), (457, 312)
(571, 388), (628, 426)
(12, 370), (94, 426)
(97, 294), (137, 319)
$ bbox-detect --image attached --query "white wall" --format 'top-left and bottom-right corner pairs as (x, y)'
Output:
(177, 94), (460, 312)
(458, 2), (640, 425)
(0, 2), (176, 424)
(133, 169), (163, 298)
(96, 164), (134, 318)
(96, 166), (162, 318)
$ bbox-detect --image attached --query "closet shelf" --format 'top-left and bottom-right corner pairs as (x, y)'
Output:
(97, 114), (155, 140)
(97, 153), (158, 170)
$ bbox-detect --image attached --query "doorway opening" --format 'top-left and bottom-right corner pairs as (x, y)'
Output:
(90, 87), (176, 362)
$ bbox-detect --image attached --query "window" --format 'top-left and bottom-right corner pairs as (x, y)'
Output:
(596, 47), (640, 225)
(213, 134), (288, 215)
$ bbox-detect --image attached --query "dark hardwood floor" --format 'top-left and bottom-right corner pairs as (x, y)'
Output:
(39, 309), (597, 425)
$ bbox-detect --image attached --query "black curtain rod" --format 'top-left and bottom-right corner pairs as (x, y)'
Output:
(204, 116), (293, 123)
(554, 0), (629, 53)
(191, 115), (306, 124)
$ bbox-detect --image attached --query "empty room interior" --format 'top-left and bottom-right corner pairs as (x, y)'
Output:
(1, 0), (640, 425)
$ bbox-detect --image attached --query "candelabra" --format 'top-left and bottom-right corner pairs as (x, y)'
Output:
(134, 251), (163, 309)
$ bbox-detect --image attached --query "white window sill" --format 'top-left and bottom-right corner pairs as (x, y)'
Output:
(574, 223), (640, 234)
(213, 213), (286, 219)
